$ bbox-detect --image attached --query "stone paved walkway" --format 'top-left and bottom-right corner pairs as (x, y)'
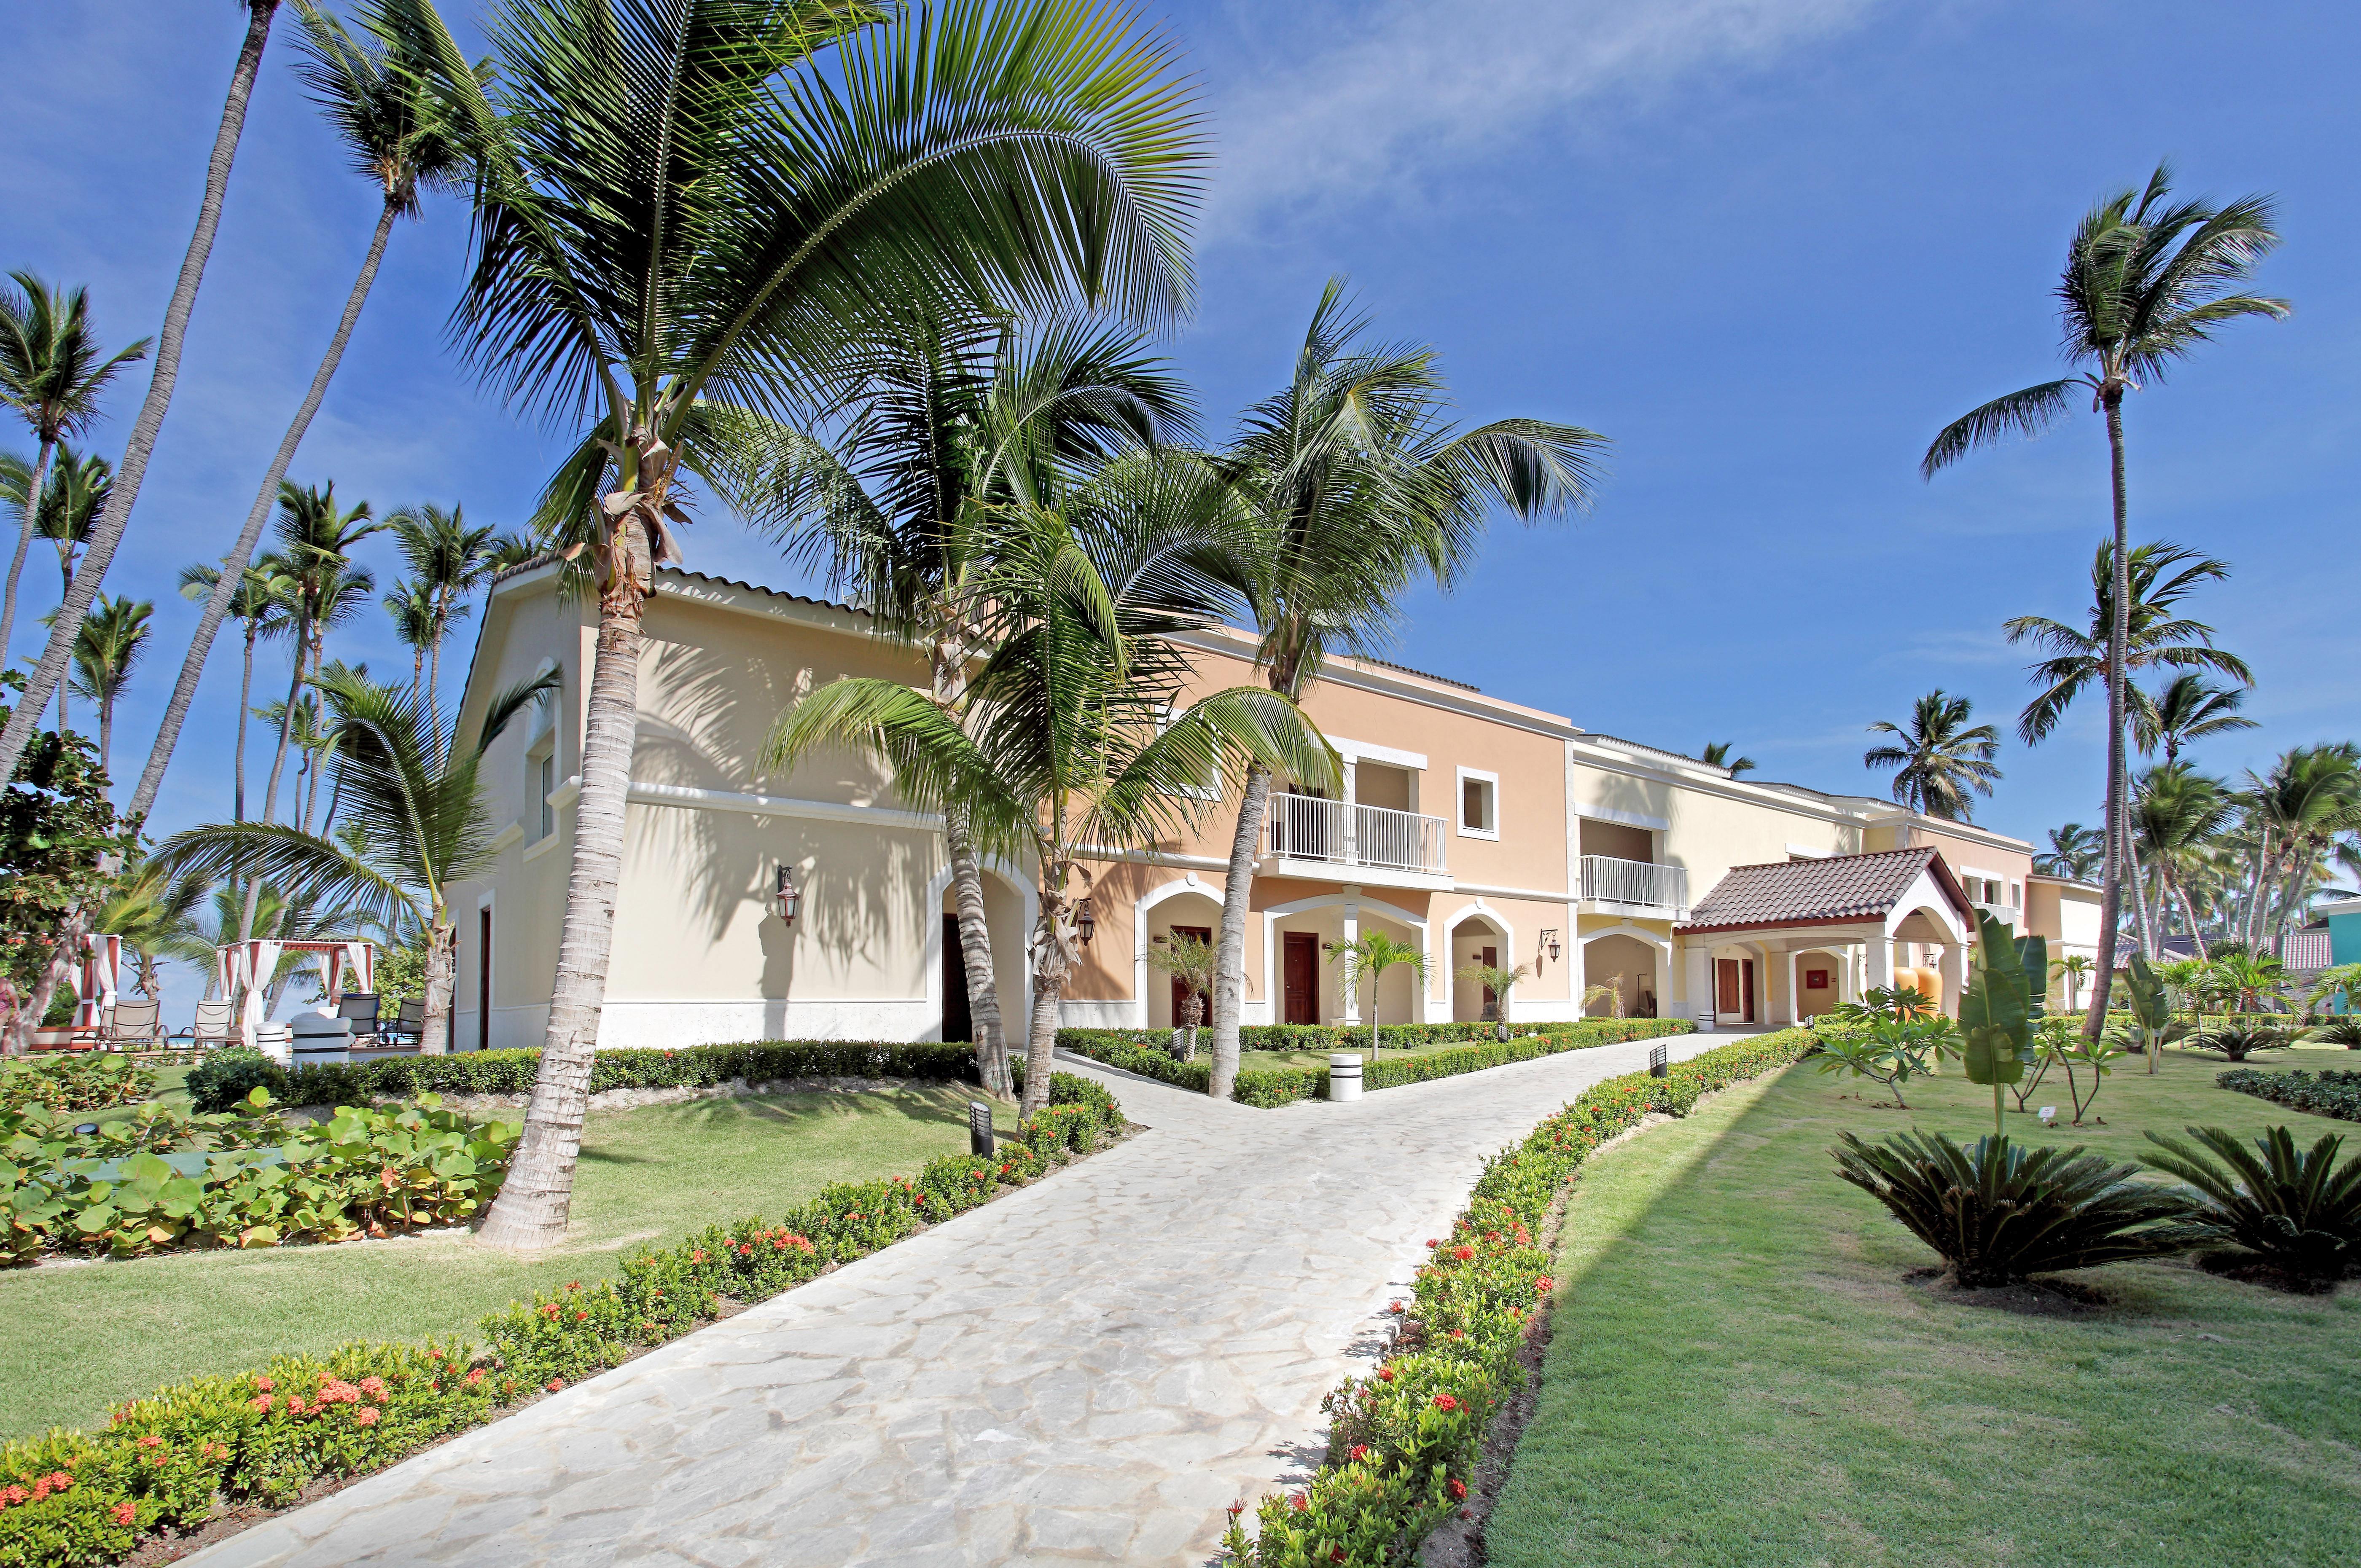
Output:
(190, 1034), (1732, 1568)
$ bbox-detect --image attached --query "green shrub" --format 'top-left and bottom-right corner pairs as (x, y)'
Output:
(1221, 1028), (1818, 1567)
(186, 1047), (288, 1114)
(0, 1071), (1121, 1568)
(2188, 1024), (2296, 1063)
(2144, 1125), (2361, 1288)
(0, 1055), (153, 1114)
(1831, 1130), (2192, 1288)
(2305, 1017), (2361, 1048)
(2218, 1066), (2361, 1122)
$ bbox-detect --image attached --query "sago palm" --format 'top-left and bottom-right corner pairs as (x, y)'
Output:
(1864, 690), (2001, 821)
(1925, 163), (2285, 1028)
(768, 467), (1333, 1119)
(718, 307), (1194, 1097)
(0, 274), (149, 661)
(157, 665), (554, 1055)
(1205, 283), (1603, 1098)
(430, 0), (1208, 1249)
(67, 594), (152, 779)
(0, 0), (286, 794)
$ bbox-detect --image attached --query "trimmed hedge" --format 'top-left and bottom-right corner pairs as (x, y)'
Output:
(1236, 1019), (1692, 1052)
(1057, 1018), (1699, 1107)
(1219, 1028), (1820, 1566)
(190, 1040), (980, 1114)
(2218, 1067), (2361, 1123)
(0, 1073), (1120, 1568)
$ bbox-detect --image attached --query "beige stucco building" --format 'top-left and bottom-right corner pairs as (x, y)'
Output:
(447, 563), (2102, 1051)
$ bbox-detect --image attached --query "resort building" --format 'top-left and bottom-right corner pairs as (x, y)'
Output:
(448, 563), (2102, 1051)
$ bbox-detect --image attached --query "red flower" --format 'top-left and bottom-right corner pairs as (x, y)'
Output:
(136, 1435), (162, 1450)
(465, 1368), (486, 1387)
(355, 1407), (380, 1428)
(1447, 1329), (1465, 1340)
(360, 1377), (387, 1399)
(1388, 1301), (1406, 1314)
(690, 1249), (707, 1264)
(541, 1303), (561, 1319)
(1432, 1394), (1459, 1412)
(566, 1281), (580, 1291)
(546, 1379), (565, 1392)
(1348, 1444), (1368, 1462)
(1452, 1246), (1474, 1262)
(251, 1394), (274, 1413)
(255, 1375), (274, 1392)
(1376, 1367), (1395, 1383)
(111, 1501), (137, 1526)
(1533, 1277), (1554, 1295)
(1290, 1493), (1309, 1513)
(1448, 1479), (1468, 1501)
(287, 1395), (307, 1416)
(1425, 1238), (1441, 1248)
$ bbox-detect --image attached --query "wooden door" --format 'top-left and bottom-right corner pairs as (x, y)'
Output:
(1740, 959), (1756, 1023)
(1283, 932), (1320, 1025)
(477, 905), (492, 1052)
(1168, 925), (1212, 1027)
(941, 913), (973, 1044)
(1716, 958), (1740, 1016)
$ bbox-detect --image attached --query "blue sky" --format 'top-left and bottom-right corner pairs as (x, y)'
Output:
(3, 0), (2353, 873)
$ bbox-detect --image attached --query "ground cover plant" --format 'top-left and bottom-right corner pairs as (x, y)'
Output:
(0, 1056), (154, 1114)
(1218, 1028), (1817, 1567)
(2219, 1066), (2361, 1122)
(0, 1074), (1117, 1565)
(1483, 1050), (2357, 1568)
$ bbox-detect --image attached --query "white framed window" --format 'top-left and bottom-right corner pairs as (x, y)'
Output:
(1456, 767), (1499, 839)
(527, 733), (557, 843)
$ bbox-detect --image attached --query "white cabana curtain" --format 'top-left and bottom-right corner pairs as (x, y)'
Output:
(213, 939), (375, 1052)
(77, 934), (122, 1030)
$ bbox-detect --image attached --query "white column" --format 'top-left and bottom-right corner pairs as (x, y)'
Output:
(1938, 942), (1965, 1019)
(1784, 947), (1801, 1025)
(1685, 942), (1714, 1031)
(1868, 927), (1895, 992)
(1339, 757), (1358, 867)
(1568, 924), (1588, 1020)
(1339, 893), (1361, 1024)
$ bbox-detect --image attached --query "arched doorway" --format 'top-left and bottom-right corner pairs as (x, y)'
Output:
(1583, 932), (1659, 1019)
(1449, 911), (1513, 1023)
(938, 866), (1030, 1044)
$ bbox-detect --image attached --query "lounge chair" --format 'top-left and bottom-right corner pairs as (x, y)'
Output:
(97, 998), (161, 1051)
(379, 998), (425, 1048)
(336, 992), (382, 1047)
(176, 998), (237, 1050)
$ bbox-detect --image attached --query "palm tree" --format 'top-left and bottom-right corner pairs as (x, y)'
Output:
(2239, 744), (2361, 953)
(1325, 930), (1427, 1060)
(720, 309), (1195, 1098)
(29, 448), (112, 729)
(1456, 959), (1531, 1033)
(177, 561), (293, 822)
(93, 861), (208, 1005)
(386, 501), (496, 712)
(1699, 741), (1756, 777)
(67, 595), (152, 778)
(2051, 952), (2094, 1012)
(384, 577), (438, 703)
(158, 665), (554, 1056)
(1864, 690), (2001, 820)
(433, 0), (1208, 1251)
(2131, 672), (2256, 765)
(1145, 930), (1216, 1043)
(2132, 762), (2235, 959)
(2036, 822), (2105, 880)
(1923, 163), (2286, 1030)
(0, 0), (285, 796)
(129, 0), (476, 826)
(1204, 285), (1603, 1099)
(255, 483), (382, 831)
(769, 468), (1332, 1122)
(2005, 542), (2250, 743)
(0, 275), (150, 662)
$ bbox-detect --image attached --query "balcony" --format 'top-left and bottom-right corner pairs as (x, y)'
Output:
(1579, 854), (1688, 915)
(1972, 898), (2022, 930)
(1263, 793), (1448, 878)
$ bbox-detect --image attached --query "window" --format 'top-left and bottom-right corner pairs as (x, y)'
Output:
(1456, 768), (1498, 839)
(538, 752), (556, 840)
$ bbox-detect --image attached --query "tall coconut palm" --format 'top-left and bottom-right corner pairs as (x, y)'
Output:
(428, 0), (1207, 1251)
(718, 309), (1195, 1097)
(2130, 672), (2257, 765)
(255, 482), (382, 830)
(2036, 822), (2105, 880)
(2239, 745), (2361, 952)
(177, 561), (293, 822)
(1864, 690), (2001, 821)
(1203, 285), (1603, 1099)
(386, 501), (496, 712)
(28, 449), (112, 729)
(159, 665), (554, 1055)
(1923, 163), (2286, 1029)
(67, 595), (153, 778)
(1699, 741), (1756, 776)
(0, 275), (150, 662)
(130, 0), (478, 826)
(768, 470), (1334, 1119)
(0, 0), (285, 795)
(384, 577), (438, 702)
(2132, 762), (2235, 959)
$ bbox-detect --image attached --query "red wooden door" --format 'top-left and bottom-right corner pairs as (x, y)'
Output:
(1283, 932), (1320, 1025)
(1169, 924), (1211, 1026)
(1716, 958), (1740, 1016)
(1740, 959), (1756, 1022)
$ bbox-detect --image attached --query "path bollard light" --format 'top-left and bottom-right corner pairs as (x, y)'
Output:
(968, 1100), (995, 1157)
(1328, 1053), (1364, 1103)
(1648, 1044), (1669, 1079)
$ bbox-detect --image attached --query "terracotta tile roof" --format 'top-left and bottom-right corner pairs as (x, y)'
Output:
(1677, 847), (1969, 934)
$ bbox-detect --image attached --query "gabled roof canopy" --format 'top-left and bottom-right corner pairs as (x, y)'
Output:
(1676, 847), (1974, 936)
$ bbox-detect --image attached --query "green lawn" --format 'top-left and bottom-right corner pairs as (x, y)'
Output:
(1486, 1044), (2361, 1568)
(3, 1084), (1019, 1439)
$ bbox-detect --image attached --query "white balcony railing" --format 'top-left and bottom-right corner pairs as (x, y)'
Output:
(1264, 794), (1447, 875)
(1579, 854), (1688, 913)
(1972, 899), (2021, 927)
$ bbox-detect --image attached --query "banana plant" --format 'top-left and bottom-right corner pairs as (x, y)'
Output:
(1959, 910), (2046, 1137)
(2119, 950), (2181, 1074)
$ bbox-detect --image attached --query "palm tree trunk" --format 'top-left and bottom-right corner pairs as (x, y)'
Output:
(476, 534), (648, 1251)
(97, 697), (110, 778)
(944, 804), (1009, 1098)
(417, 919), (456, 1056)
(2172, 873), (2210, 962)
(0, 439), (55, 660)
(234, 623), (256, 822)
(0, 0), (280, 792)
(2085, 392), (2130, 1035)
(240, 626), (308, 942)
(126, 192), (395, 826)
(2122, 774), (2157, 959)
(427, 604), (445, 717)
(1020, 896), (1073, 1121)
(1210, 760), (1271, 1101)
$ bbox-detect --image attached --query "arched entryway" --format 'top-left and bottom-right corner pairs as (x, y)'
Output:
(1137, 883), (1226, 1030)
(1583, 932), (1661, 1018)
(1448, 909), (1514, 1023)
(933, 863), (1031, 1044)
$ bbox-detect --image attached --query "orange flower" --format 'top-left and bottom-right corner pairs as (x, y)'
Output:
(355, 1408), (380, 1428)
(111, 1501), (137, 1526)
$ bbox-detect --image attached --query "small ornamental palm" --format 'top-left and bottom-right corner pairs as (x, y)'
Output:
(1454, 960), (1530, 1031)
(1325, 931), (1427, 1059)
(2145, 1125), (2361, 1288)
(1146, 932), (1217, 1036)
(2189, 1024), (2294, 1063)
(1832, 1130), (2192, 1288)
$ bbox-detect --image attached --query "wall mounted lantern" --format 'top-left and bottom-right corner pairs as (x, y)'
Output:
(1541, 929), (1561, 964)
(775, 865), (801, 926)
(1075, 899), (1096, 946)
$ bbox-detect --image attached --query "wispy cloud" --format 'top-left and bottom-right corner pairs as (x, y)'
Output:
(1194, 0), (1882, 240)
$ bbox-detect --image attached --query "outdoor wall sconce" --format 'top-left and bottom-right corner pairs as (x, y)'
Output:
(774, 865), (801, 926)
(1540, 929), (1561, 963)
(1075, 899), (1096, 946)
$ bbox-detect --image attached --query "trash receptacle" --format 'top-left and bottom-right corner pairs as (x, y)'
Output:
(1328, 1052), (1363, 1103)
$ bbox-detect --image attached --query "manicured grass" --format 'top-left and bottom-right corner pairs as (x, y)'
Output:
(2, 1084), (1019, 1439)
(1486, 1045), (2361, 1568)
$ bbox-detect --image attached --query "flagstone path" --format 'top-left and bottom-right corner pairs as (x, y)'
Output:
(189, 1032), (1733, 1568)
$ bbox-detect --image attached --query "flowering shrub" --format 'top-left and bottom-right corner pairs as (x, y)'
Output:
(0, 1071), (1120, 1568)
(1220, 1030), (1818, 1566)
(0, 1056), (154, 1114)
